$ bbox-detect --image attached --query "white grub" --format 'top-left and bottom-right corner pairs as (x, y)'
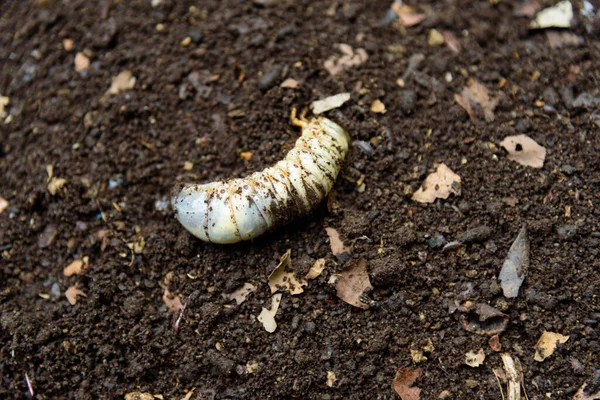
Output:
(173, 117), (350, 244)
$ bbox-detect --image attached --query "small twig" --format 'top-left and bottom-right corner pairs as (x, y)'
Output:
(493, 370), (505, 400)
(174, 295), (191, 333)
(25, 372), (34, 397)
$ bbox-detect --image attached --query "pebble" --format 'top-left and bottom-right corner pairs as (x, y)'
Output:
(399, 90), (416, 112)
(573, 91), (600, 109)
(557, 224), (578, 240)
(427, 29), (445, 47)
(276, 24), (294, 41)
(258, 65), (282, 91)
(543, 87), (559, 106)
(561, 164), (577, 175)
(353, 140), (374, 157)
(189, 29), (203, 44)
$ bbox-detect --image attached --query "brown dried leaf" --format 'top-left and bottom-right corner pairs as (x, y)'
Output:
(392, 366), (422, 400)
(391, 2), (426, 27)
(489, 334), (502, 352)
(458, 301), (509, 336)
(454, 80), (499, 122)
(64, 256), (89, 277)
(500, 134), (547, 168)
(257, 293), (282, 333)
(534, 331), (569, 362)
(412, 163), (461, 203)
(306, 258), (326, 280)
(107, 70), (136, 95)
(223, 283), (257, 305)
(163, 289), (184, 313)
(325, 227), (350, 256)
(335, 258), (372, 309)
(499, 226), (529, 298)
(465, 348), (486, 367)
(47, 177), (67, 195)
(65, 286), (86, 305)
(268, 249), (307, 295)
(441, 30), (460, 53)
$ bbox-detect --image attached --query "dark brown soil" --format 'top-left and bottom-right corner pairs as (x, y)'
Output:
(1, 0), (599, 399)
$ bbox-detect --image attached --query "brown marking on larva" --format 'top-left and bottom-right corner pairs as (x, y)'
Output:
(226, 182), (242, 240)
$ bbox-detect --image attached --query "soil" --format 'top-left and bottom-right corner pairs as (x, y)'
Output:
(1, 0), (599, 399)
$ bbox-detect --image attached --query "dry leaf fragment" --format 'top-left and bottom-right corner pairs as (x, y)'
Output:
(458, 301), (509, 336)
(106, 70), (136, 95)
(127, 236), (146, 254)
(306, 258), (326, 280)
(0, 95), (9, 119)
(74, 52), (90, 72)
(180, 388), (196, 400)
(573, 378), (600, 400)
(311, 93), (351, 115)
(335, 258), (372, 309)
(323, 44), (368, 76)
(326, 371), (336, 387)
(489, 334), (502, 352)
(412, 163), (461, 203)
(64, 256), (89, 277)
(411, 349), (427, 363)
(0, 196), (8, 214)
(442, 30), (460, 53)
(240, 151), (253, 161)
(246, 360), (260, 374)
(534, 331), (569, 362)
(223, 283), (257, 305)
(65, 286), (86, 305)
(124, 393), (154, 400)
(163, 290), (184, 313)
(530, 0), (573, 29)
(391, 1), (426, 27)
(465, 348), (486, 367)
(47, 177), (67, 195)
(280, 78), (299, 88)
(501, 354), (524, 400)
(500, 135), (546, 168)
(257, 293), (282, 333)
(325, 227), (350, 256)
(455, 79), (499, 122)
(393, 366), (422, 400)
(268, 249), (307, 295)
(498, 226), (529, 298)
(370, 99), (386, 114)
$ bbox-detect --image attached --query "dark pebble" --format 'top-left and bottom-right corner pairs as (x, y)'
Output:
(276, 24), (294, 41)
(189, 29), (203, 43)
(561, 164), (577, 175)
(258, 65), (282, 91)
(399, 90), (416, 113)
(459, 226), (492, 244)
(543, 87), (559, 106)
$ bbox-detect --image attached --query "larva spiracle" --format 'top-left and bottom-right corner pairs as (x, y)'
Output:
(172, 117), (350, 244)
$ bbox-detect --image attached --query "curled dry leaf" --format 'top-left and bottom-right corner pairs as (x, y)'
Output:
(323, 44), (368, 76)
(335, 258), (372, 309)
(412, 163), (461, 203)
(458, 301), (509, 336)
(498, 226), (529, 298)
(0, 196), (8, 214)
(163, 289), (184, 313)
(280, 78), (299, 88)
(534, 331), (569, 362)
(65, 286), (86, 305)
(306, 258), (326, 280)
(268, 249), (307, 295)
(311, 92), (351, 115)
(454, 79), (499, 122)
(64, 256), (89, 277)
(530, 0), (573, 29)
(392, 366), (422, 400)
(223, 283), (257, 305)
(465, 348), (486, 367)
(326, 371), (336, 387)
(257, 293), (282, 333)
(500, 135), (546, 169)
(106, 70), (136, 95)
(325, 227), (350, 256)
(47, 177), (67, 195)
(391, 1), (426, 27)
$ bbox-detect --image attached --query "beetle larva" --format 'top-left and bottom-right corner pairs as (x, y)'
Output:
(172, 117), (350, 244)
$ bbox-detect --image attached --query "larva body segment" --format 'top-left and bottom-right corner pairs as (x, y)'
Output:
(173, 117), (350, 244)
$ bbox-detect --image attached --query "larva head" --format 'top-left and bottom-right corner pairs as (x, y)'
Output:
(172, 183), (221, 243)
